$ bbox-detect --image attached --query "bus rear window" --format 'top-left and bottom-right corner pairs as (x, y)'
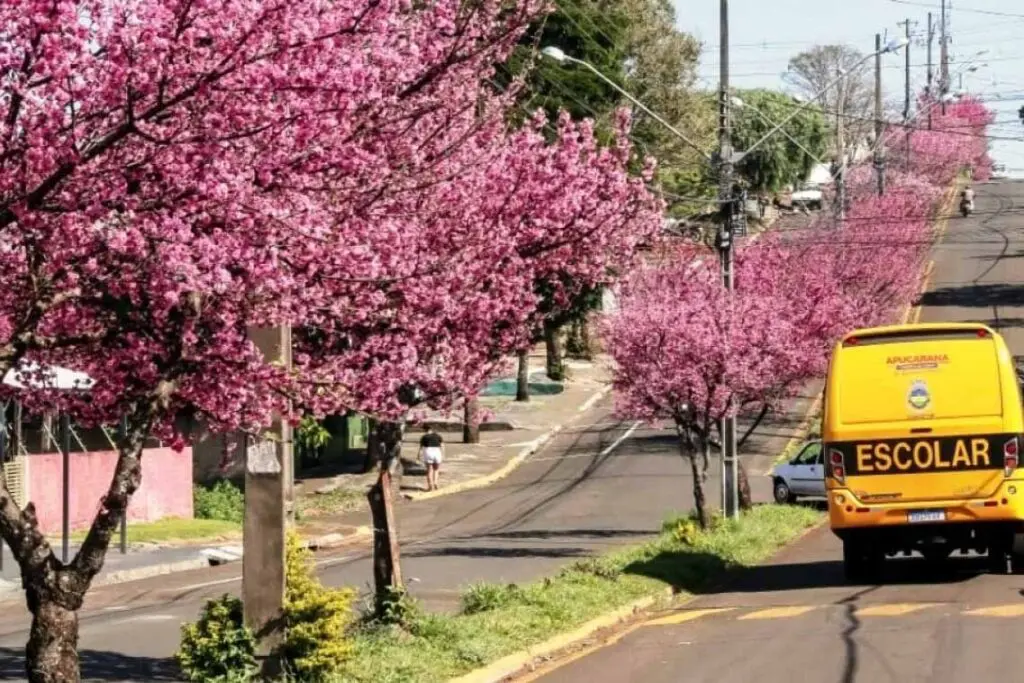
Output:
(837, 337), (1002, 425)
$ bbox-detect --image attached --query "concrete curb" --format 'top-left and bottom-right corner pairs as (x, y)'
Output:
(303, 525), (371, 551)
(406, 384), (612, 503)
(449, 590), (672, 683)
(95, 558), (211, 587)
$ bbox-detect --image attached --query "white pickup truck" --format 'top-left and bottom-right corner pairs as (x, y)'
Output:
(790, 183), (823, 210)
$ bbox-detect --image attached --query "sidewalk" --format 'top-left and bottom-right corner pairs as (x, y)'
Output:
(296, 348), (610, 515)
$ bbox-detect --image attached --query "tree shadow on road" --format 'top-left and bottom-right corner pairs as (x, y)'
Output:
(981, 318), (1024, 330)
(0, 647), (179, 682)
(920, 283), (1024, 309)
(405, 545), (592, 560)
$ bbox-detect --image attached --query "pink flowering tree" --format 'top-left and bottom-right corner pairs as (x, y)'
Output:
(604, 240), (835, 526)
(0, 0), (547, 678)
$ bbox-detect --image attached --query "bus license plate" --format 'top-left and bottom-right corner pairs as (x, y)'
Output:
(907, 510), (946, 524)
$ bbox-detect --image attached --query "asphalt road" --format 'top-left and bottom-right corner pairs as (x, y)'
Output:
(0, 379), (807, 681)
(530, 180), (1024, 683)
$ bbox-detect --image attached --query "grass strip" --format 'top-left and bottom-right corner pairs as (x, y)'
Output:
(66, 517), (241, 546)
(336, 504), (823, 683)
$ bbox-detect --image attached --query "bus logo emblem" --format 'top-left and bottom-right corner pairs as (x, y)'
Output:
(908, 380), (931, 410)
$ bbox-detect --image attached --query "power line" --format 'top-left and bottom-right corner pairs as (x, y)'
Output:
(889, 0), (1024, 20)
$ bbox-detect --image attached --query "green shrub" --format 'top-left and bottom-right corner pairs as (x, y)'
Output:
(281, 531), (356, 681)
(374, 584), (423, 628)
(194, 480), (244, 524)
(663, 510), (725, 545)
(176, 594), (257, 683)
(461, 582), (526, 615)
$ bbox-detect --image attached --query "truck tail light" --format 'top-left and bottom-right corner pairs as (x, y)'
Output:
(1005, 437), (1019, 477)
(830, 448), (845, 483)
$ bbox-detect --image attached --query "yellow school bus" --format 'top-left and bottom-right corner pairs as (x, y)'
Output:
(823, 322), (1024, 579)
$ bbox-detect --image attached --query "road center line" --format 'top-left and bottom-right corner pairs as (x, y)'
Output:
(739, 605), (818, 620)
(529, 421), (642, 463)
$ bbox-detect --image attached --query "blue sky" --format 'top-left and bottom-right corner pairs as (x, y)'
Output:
(672, 0), (1024, 175)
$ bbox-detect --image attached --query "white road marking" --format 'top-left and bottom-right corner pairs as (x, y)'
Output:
(175, 575), (242, 592)
(111, 614), (177, 625)
(529, 420), (642, 462)
(599, 421), (643, 457)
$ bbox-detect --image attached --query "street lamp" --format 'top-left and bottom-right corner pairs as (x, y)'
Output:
(540, 47), (711, 161)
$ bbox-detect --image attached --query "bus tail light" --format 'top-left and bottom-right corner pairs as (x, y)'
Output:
(1004, 437), (1019, 477)
(830, 448), (845, 483)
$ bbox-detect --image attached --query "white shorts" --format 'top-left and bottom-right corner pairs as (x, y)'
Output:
(423, 447), (443, 465)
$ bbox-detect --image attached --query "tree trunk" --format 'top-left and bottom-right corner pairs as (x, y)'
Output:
(690, 440), (710, 529)
(3, 416), (151, 683)
(566, 320), (583, 358)
(515, 350), (530, 402)
(737, 404), (770, 450)
(675, 426), (710, 529)
(578, 318), (593, 359)
(566, 318), (593, 360)
(737, 460), (753, 512)
(544, 321), (565, 381)
(367, 468), (403, 619)
(463, 396), (480, 444)
(367, 420), (405, 618)
(363, 417), (379, 474)
(378, 421), (404, 491)
(25, 590), (79, 683)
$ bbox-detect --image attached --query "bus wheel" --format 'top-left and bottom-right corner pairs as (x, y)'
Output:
(988, 538), (1013, 575)
(843, 540), (874, 582)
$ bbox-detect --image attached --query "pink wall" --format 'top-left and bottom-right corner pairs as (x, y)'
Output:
(27, 447), (194, 534)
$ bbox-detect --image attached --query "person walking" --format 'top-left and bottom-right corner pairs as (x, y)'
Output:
(419, 425), (445, 491)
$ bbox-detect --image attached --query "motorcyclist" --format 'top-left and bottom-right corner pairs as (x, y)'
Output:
(962, 186), (975, 213)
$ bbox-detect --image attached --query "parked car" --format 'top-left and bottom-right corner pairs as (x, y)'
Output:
(790, 183), (824, 211)
(771, 439), (825, 503)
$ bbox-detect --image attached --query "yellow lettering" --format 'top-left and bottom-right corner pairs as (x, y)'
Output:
(953, 440), (971, 467)
(875, 443), (892, 472)
(893, 442), (913, 471)
(914, 441), (934, 470)
(972, 439), (991, 467)
(857, 444), (874, 473)
(934, 440), (951, 468)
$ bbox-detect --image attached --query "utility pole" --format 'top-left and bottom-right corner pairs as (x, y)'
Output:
(940, 0), (949, 114)
(898, 19), (912, 171)
(716, 0), (738, 520)
(834, 66), (846, 221)
(927, 12), (934, 129)
(874, 33), (885, 196)
(898, 19), (912, 122)
(243, 325), (294, 672)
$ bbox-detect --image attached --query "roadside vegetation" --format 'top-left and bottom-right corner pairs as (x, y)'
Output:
(174, 505), (820, 682)
(336, 504), (822, 683)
